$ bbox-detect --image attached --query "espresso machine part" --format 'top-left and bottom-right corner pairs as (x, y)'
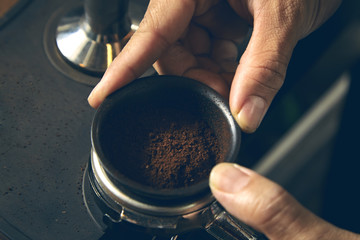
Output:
(84, 76), (268, 239)
(84, 149), (266, 239)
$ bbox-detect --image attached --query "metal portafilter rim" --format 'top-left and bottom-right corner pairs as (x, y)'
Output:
(90, 75), (242, 217)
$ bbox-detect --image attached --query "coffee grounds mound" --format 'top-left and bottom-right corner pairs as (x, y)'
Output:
(110, 107), (221, 190)
(144, 120), (219, 189)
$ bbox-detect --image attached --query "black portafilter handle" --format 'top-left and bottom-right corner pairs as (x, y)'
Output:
(84, 0), (131, 36)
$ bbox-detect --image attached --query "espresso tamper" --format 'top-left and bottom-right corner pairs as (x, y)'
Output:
(55, 0), (134, 74)
(44, 0), (154, 85)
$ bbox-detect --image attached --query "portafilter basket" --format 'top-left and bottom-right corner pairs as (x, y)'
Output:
(88, 75), (266, 239)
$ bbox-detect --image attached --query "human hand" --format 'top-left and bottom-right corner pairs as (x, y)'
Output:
(88, 0), (342, 133)
(209, 163), (360, 240)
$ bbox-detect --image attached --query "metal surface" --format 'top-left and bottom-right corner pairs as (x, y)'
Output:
(44, 0), (155, 86)
(88, 152), (266, 239)
(203, 203), (265, 240)
(91, 148), (215, 217)
(43, 2), (103, 86)
(55, 0), (132, 74)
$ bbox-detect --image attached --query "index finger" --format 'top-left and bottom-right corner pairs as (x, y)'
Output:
(88, 0), (196, 108)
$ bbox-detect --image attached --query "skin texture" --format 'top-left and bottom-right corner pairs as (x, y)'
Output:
(209, 163), (360, 240)
(88, 0), (341, 133)
(87, 0), (360, 239)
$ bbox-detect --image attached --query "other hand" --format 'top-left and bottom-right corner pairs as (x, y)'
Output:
(209, 163), (360, 239)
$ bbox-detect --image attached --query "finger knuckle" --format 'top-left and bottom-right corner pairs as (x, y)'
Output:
(252, 59), (287, 91)
(253, 184), (295, 230)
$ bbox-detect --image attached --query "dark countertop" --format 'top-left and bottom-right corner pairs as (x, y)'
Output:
(0, 0), (359, 239)
(0, 0), (101, 239)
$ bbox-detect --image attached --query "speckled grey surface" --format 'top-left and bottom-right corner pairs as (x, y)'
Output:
(0, 0), (101, 239)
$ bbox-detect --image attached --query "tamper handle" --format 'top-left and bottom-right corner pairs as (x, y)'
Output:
(84, 0), (130, 35)
(202, 201), (268, 240)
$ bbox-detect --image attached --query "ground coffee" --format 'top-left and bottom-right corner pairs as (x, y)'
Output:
(108, 107), (221, 189)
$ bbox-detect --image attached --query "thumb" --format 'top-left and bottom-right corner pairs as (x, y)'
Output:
(229, 7), (299, 133)
(209, 163), (347, 240)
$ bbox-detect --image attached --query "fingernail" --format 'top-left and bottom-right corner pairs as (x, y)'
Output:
(87, 84), (101, 108)
(210, 163), (250, 193)
(87, 88), (95, 102)
(87, 88), (96, 106)
(237, 96), (266, 132)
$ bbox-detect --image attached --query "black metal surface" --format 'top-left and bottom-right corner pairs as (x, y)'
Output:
(0, 0), (358, 239)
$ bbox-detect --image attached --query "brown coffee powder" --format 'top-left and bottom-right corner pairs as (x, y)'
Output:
(109, 107), (221, 189)
(143, 120), (220, 189)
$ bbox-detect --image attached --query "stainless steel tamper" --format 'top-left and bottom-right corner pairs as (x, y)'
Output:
(55, 0), (140, 75)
